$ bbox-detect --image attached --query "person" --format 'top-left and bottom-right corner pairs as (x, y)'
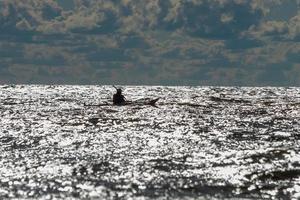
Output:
(113, 87), (126, 105)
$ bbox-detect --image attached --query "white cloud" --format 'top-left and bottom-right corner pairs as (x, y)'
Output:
(247, 13), (300, 40)
(221, 13), (234, 23)
(0, 0), (61, 31)
(16, 18), (33, 31)
(0, 0), (276, 38)
(288, 14), (300, 39)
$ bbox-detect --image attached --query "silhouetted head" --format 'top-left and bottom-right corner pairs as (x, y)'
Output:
(116, 89), (122, 94)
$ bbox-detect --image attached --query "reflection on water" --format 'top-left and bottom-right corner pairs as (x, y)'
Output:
(0, 85), (300, 199)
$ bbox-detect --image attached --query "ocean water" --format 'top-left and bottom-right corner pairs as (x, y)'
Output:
(0, 85), (300, 199)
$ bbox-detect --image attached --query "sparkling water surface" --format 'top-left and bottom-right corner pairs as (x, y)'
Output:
(0, 85), (300, 199)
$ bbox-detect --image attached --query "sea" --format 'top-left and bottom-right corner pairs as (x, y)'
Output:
(0, 85), (300, 199)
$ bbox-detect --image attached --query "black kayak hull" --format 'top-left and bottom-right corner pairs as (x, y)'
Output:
(85, 98), (160, 107)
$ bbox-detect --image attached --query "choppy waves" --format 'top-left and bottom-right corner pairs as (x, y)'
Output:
(0, 85), (300, 199)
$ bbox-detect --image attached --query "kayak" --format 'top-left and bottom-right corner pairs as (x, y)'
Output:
(124, 98), (159, 106)
(84, 98), (160, 107)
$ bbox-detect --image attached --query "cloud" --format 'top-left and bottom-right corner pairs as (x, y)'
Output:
(15, 18), (33, 31)
(288, 15), (300, 40)
(111, 0), (267, 39)
(161, 0), (265, 38)
(0, 0), (62, 33)
(1, 0), (291, 39)
(0, 0), (275, 39)
(36, 1), (121, 34)
(0, 0), (300, 86)
(246, 14), (300, 41)
(247, 20), (289, 38)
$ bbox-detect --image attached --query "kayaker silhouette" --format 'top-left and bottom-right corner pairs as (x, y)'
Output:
(112, 85), (159, 107)
(113, 86), (126, 105)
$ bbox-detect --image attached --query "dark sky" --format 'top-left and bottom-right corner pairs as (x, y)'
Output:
(0, 0), (300, 86)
